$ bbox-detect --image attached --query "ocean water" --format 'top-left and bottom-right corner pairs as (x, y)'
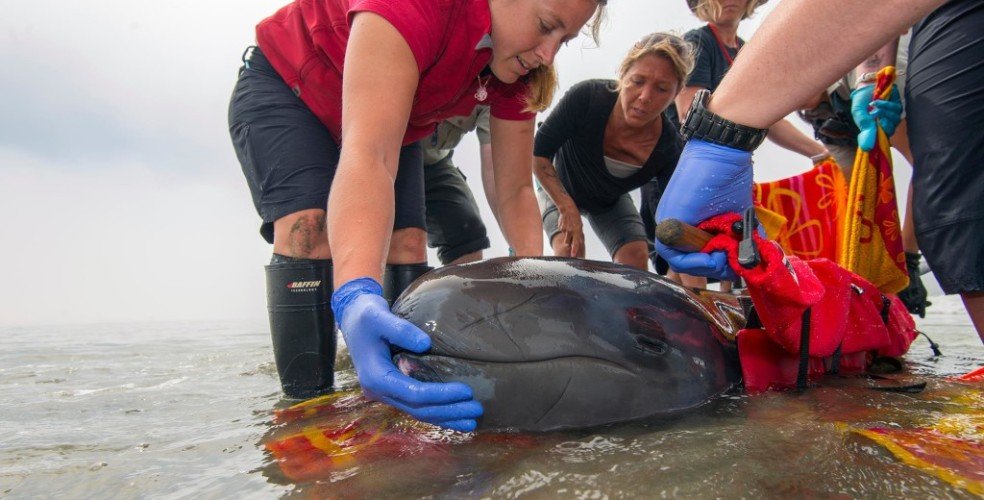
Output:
(1, 296), (981, 498)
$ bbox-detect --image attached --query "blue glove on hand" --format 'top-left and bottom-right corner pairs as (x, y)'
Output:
(851, 84), (903, 152)
(332, 277), (483, 432)
(654, 139), (752, 281)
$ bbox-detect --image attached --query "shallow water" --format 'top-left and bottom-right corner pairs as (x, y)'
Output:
(1, 296), (981, 498)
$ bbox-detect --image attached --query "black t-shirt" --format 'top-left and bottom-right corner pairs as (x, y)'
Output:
(533, 79), (683, 214)
(666, 25), (743, 128)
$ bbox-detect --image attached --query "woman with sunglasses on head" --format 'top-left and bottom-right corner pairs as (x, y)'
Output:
(533, 33), (697, 281)
(229, 0), (606, 432)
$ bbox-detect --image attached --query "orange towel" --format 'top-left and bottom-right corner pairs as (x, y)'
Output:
(754, 159), (847, 262)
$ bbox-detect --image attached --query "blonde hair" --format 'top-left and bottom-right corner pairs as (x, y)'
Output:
(615, 32), (695, 92)
(524, 0), (608, 112)
(693, 0), (762, 23)
(585, 1), (607, 47)
(524, 64), (558, 112)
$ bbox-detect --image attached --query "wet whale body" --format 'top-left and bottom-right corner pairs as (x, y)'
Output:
(392, 257), (747, 432)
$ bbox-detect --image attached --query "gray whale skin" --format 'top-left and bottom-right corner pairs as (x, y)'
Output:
(392, 257), (745, 432)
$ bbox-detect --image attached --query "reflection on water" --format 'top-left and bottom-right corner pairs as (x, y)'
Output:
(1, 296), (982, 498)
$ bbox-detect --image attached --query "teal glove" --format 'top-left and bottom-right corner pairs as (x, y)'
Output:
(851, 84), (903, 151)
(332, 277), (483, 432)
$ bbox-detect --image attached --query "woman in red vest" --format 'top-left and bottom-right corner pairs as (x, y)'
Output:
(229, 0), (605, 432)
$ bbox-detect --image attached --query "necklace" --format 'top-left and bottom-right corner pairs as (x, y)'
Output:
(474, 75), (491, 102)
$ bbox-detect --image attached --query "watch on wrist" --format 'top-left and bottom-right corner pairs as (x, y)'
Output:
(681, 89), (769, 151)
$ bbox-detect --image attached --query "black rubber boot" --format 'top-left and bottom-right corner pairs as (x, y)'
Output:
(265, 255), (335, 399)
(382, 263), (433, 304)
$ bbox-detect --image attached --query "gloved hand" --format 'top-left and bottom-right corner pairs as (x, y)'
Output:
(332, 277), (483, 432)
(897, 252), (932, 318)
(851, 84), (903, 151)
(654, 139), (752, 281)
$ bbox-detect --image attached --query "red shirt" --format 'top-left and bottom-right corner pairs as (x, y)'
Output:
(256, 0), (535, 145)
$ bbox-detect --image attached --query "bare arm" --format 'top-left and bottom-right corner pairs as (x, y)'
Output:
(766, 118), (828, 158)
(674, 86), (703, 123)
(478, 142), (500, 221)
(709, 0), (944, 128)
(489, 115), (543, 256)
(328, 12), (419, 286)
(855, 37), (901, 78)
(679, 83), (825, 159)
(532, 155), (583, 257)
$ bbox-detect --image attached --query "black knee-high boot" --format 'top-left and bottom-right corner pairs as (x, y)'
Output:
(382, 263), (433, 304)
(265, 255), (335, 399)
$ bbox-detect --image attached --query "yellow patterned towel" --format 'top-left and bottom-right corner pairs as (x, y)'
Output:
(838, 67), (908, 294)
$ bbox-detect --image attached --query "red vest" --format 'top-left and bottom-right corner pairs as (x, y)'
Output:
(256, 0), (531, 145)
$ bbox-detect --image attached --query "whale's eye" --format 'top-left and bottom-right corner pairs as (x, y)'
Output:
(634, 335), (668, 356)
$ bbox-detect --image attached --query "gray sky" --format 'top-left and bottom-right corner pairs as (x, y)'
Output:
(0, 0), (923, 326)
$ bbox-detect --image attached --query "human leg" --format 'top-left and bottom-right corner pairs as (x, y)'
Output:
(422, 153), (491, 265)
(897, 182), (933, 317)
(586, 193), (648, 270)
(827, 144), (856, 179)
(538, 188), (584, 258)
(962, 293), (984, 344)
(613, 241), (650, 270)
(907, 1), (984, 339)
(890, 120), (919, 254)
(912, 219), (983, 339)
(885, 119), (931, 316)
(272, 210), (331, 259)
(639, 179), (662, 273)
(890, 118), (919, 256)
(676, 272), (709, 289)
(386, 142), (435, 301)
(229, 46), (340, 397)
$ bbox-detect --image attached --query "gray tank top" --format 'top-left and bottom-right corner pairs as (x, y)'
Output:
(603, 156), (643, 179)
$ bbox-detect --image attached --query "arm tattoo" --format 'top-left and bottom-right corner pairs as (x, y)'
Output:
(859, 54), (883, 73)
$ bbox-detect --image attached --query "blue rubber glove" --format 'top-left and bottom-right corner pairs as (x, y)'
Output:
(851, 84), (903, 151)
(332, 277), (483, 432)
(654, 139), (751, 281)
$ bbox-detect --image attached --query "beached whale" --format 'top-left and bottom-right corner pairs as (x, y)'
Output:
(392, 257), (746, 432)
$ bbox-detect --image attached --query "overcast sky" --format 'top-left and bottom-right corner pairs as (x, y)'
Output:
(0, 0), (923, 326)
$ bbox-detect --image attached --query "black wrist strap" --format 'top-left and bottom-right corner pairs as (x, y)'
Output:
(681, 89), (769, 152)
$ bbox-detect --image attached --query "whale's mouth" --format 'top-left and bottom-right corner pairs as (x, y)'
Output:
(394, 352), (636, 377)
(395, 354), (445, 382)
(391, 351), (724, 432)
